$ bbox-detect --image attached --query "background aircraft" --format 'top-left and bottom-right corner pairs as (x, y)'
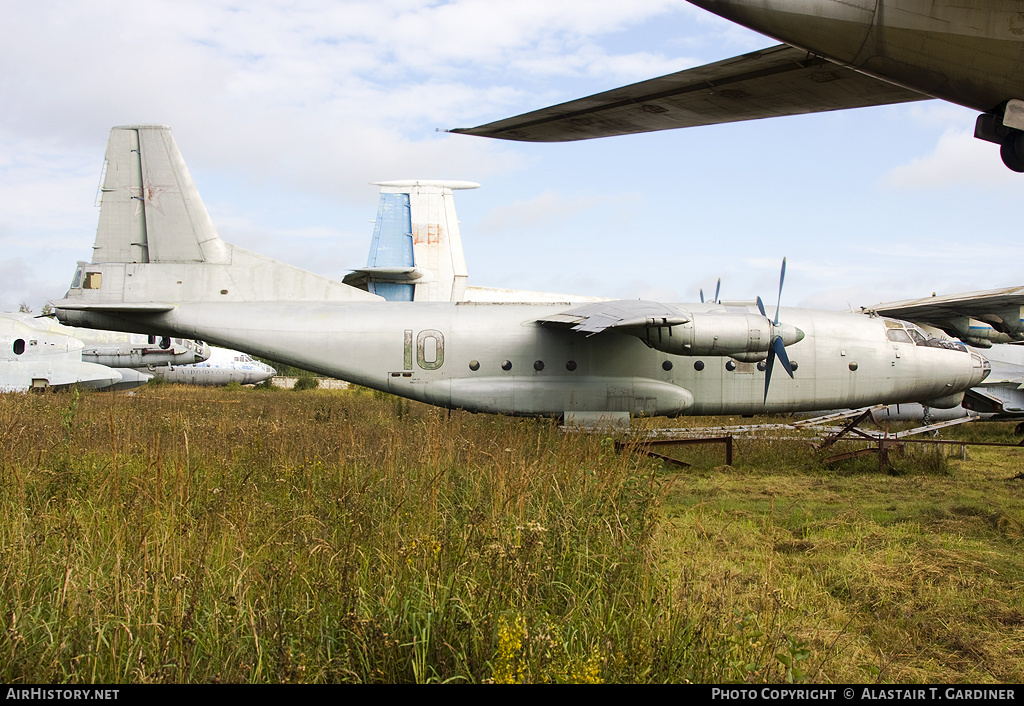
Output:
(1, 313), (122, 392)
(1, 312), (272, 391)
(52, 125), (988, 424)
(345, 180), (605, 304)
(146, 347), (276, 386)
(453, 0), (1024, 171)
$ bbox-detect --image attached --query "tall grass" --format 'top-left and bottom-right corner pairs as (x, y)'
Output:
(0, 388), (730, 683)
(2, 389), (1022, 683)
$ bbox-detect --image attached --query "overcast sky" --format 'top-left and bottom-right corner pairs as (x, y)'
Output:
(2, 0), (1021, 315)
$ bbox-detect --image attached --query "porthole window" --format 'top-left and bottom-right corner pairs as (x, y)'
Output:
(534, 360), (544, 371)
(566, 360), (577, 371)
(662, 360), (673, 371)
(757, 360), (766, 372)
(849, 362), (859, 371)
(501, 360), (512, 371)
(469, 360), (480, 371)
(725, 360), (736, 372)
(13, 339), (25, 355)
(693, 360), (704, 371)
(790, 361), (798, 371)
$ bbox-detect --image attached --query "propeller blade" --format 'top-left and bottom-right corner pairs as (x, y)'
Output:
(763, 258), (793, 403)
(774, 257), (786, 325)
(773, 336), (794, 378)
(714, 279), (721, 305)
(763, 347), (775, 403)
(700, 289), (705, 304)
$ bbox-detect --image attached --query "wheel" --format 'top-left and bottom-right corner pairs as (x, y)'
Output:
(1000, 132), (1024, 172)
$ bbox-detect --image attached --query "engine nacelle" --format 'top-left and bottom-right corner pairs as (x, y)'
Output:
(918, 392), (966, 410)
(631, 312), (803, 357)
(946, 316), (1003, 345)
(978, 306), (1024, 339)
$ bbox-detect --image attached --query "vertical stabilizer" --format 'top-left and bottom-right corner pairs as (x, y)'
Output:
(360, 180), (478, 302)
(93, 125), (228, 265)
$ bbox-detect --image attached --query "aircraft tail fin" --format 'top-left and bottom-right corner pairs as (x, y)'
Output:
(344, 180), (478, 302)
(93, 125), (229, 265)
(55, 125), (378, 329)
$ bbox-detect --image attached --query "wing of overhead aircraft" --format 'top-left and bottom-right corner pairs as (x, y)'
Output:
(870, 286), (1024, 348)
(450, 44), (925, 142)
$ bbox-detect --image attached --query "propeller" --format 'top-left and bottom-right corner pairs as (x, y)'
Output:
(700, 278), (721, 305)
(755, 258), (802, 403)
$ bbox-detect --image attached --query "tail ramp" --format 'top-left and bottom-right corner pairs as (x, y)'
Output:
(343, 180), (478, 302)
(57, 125), (378, 329)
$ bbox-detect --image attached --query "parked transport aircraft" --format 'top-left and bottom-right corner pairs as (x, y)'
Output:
(453, 1), (1024, 172)
(1, 313), (122, 392)
(357, 179), (1024, 422)
(52, 126), (989, 423)
(146, 347), (276, 386)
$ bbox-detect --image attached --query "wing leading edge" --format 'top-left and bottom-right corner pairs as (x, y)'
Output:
(450, 45), (926, 142)
(870, 286), (1024, 347)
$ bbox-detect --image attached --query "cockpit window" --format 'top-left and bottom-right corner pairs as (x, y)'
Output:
(924, 337), (968, 353)
(882, 318), (960, 349)
(71, 268), (83, 289)
(886, 329), (913, 344)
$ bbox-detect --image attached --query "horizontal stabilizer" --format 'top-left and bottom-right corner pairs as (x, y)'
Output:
(51, 301), (176, 313)
(342, 266), (429, 288)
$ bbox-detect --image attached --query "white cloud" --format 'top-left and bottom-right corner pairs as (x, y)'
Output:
(883, 128), (1019, 188)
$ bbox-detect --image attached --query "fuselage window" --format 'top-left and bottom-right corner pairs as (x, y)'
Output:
(566, 360), (577, 371)
(501, 360), (512, 371)
(13, 339), (25, 355)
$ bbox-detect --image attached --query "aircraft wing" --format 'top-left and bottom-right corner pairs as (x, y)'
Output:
(538, 300), (689, 335)
(871, 287), (1024, 327)
(450, 44), (926, 142)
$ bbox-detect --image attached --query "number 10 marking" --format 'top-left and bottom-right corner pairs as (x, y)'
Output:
(404, 329), (444, 370)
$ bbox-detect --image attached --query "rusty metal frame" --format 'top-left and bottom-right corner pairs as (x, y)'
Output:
(617, 435), (734, 467)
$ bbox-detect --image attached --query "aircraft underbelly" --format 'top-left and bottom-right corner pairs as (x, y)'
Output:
(691, 0), (1024, 110)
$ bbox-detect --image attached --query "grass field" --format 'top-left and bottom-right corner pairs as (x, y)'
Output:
(1, 385), (1022, 683)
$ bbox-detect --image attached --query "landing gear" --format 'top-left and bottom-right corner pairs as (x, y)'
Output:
(974, 109), (1024, 172)
(1001, 132), (1024, 172)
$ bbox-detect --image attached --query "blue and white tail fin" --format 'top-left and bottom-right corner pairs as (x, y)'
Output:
(344, 180), (478, 302)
